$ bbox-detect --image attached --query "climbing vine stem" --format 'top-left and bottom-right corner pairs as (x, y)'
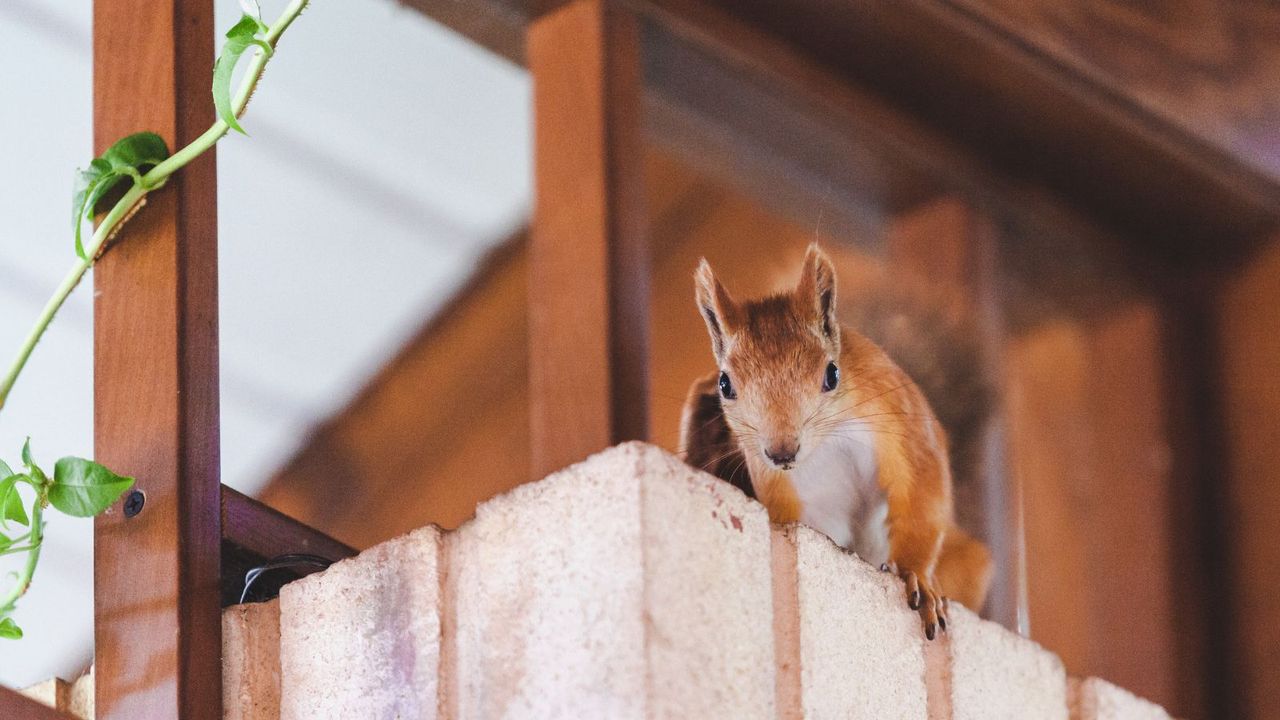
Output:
(0, 0), (310, 640)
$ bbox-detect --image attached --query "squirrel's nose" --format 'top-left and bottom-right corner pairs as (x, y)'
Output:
(764, 442), (799, 468)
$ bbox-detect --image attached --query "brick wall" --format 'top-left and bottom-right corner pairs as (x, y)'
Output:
(223, 442), (1173, 720)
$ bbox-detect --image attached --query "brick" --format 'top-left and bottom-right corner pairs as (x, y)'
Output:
(279, 526), (442, 719)
(781, 524), (928, 719)
(223, 599), (281, 720)
(449, 442), (775, 719)
(949, 605), (1068, 720)
(1070, 677), (1172, 720)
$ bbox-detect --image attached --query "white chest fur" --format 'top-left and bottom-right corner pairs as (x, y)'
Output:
(790, 423), (890, 566)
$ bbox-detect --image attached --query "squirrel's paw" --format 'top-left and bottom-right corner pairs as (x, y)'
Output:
(887, 564), (949, 640)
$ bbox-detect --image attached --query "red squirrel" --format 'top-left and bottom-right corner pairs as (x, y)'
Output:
(680, 245), (993, 639)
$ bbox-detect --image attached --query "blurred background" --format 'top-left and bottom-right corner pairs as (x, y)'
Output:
(3, 1), (1280, 719)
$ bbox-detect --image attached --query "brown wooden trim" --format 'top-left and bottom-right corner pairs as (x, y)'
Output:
(221, 486), (358, 606)
(528, 0), (652, 477)
(0, 686), (78, 720)
(1212, 239), (1280, 720)
(221, 486), (357, 565)
(395, 0), (530, 64)
(1149, 287), (1228, 720)
(92, 1), (222, 718)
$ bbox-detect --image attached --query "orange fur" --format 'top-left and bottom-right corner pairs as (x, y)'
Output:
(683, 245), (992, 637)
(752, 468), (804, 525)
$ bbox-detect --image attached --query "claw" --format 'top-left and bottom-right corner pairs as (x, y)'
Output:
(894, 564), (946, 639)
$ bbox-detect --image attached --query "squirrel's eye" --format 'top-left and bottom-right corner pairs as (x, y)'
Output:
(718, 371), (737, 400)
(822, 362), (840, 392)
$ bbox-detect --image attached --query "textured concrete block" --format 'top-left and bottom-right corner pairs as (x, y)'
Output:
(69, 666), (93, 720)
(20, 677), (69, 712)
(950, 605), (1068, 720)
(280, 526), (442, 720)
(20, 669), (92, 720)
(1070, 677), (1171, 720)
(449, 441), (775, 720)
(223, 599), (281, 720)
(781, 524), (928, 719)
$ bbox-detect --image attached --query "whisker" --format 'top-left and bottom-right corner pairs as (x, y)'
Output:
(851, 380), (918, 410)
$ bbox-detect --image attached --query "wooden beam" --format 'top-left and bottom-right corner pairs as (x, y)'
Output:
(710, 0), (1280, 267)
(0, 686), (77, 720)
(640, 0), (955, 233)
(92, 1), (221, 718)
(395, 0), (530, 64)
(220, 486), (357, 605)
(221, 486), (356, 564)
(528, 0), (652, 477)
(402, 0), (1280, 269)
(944, 0), (1280, 189)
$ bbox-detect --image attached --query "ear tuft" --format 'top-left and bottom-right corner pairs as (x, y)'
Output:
(694, 258), (740, 362)
(798, 244), (839, 343)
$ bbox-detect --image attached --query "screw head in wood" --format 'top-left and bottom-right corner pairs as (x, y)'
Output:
(123, 490), (145, 518)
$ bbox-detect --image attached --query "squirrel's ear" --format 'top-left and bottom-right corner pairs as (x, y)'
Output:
(796, 243), (839, 344)
(695, 258), (741, 362)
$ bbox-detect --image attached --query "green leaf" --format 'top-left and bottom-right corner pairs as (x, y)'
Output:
(0, 476), (29, 528)
(48, 457), (134, 518)
(71, 132), (170, 259)
(0, 617), (23, 640)
(0, 532), (11, 553)
(0, 459), (10, 479)
(19, 438), (46, 487)
(213, 14), (272, 135)
(73, 170), (127, 259)
(71, 164), (114, 260)
(101, 132), (169, 173)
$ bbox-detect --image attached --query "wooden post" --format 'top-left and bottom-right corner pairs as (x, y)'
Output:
(1004, 308), (1182, 709)
(527, 0), (651, 478)
(92, 1), (221, 718)
(1216, 238), (1280, 720)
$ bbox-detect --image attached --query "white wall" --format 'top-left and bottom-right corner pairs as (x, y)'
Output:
(0, 0), (529, 686)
